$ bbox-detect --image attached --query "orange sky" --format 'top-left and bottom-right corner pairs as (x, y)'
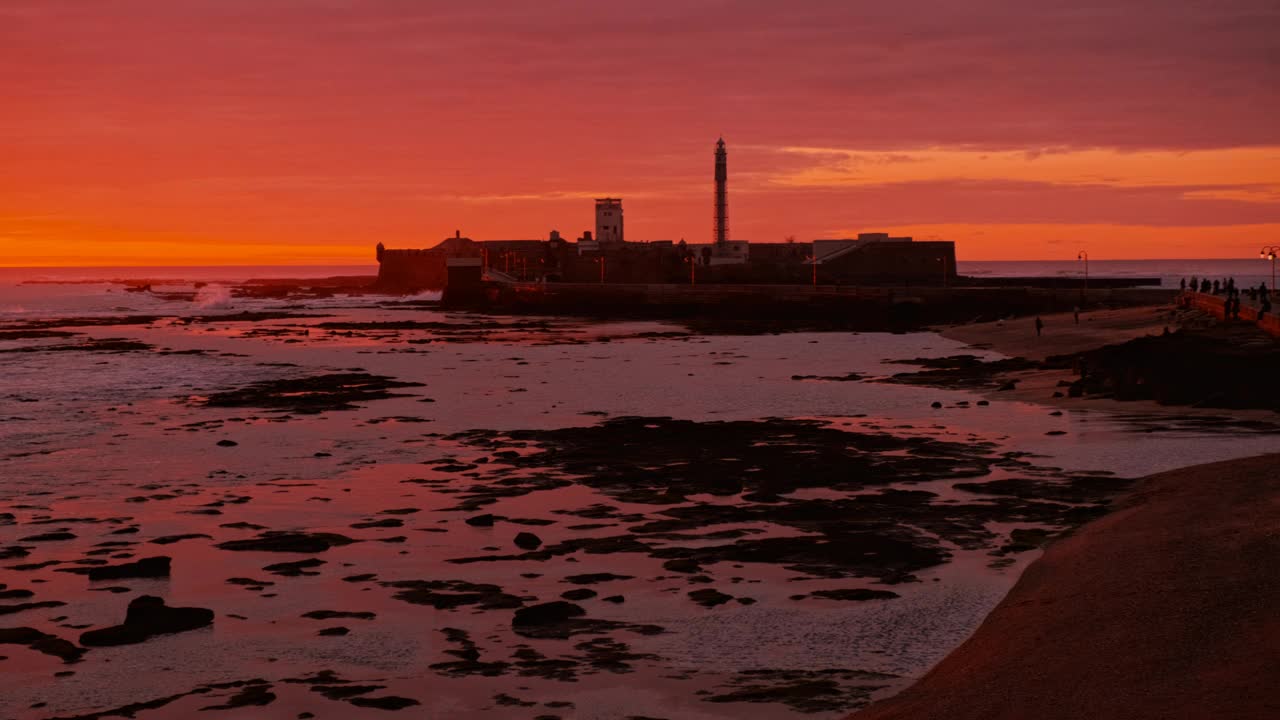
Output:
(3, 0), (1279, 266)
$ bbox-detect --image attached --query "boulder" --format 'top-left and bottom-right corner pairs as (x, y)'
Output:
(512, 601), (584, 630)
(513, 532), (542, 550)
(79, 595), (213, 646)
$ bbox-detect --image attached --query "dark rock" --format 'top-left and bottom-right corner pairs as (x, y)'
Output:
(0, 627), (84, 663)
(688, 589), (734, 607)
(150, 533), (212, 545)
(216, 531), (356, 553)
(382, 579), (525, 610)
(79, 595), (213, 646)
(19, 532), (76, 542)
(1058, 325), (1280, 411)
(995, 527), (1055, 555)
(662, 558), (702, 573)
(301, 610), (375, 620)
(350, 518), (402, 529)
(318, 626), (350, 636)
(216, 440), (239, 447)
(809, 588), (900, 602)
(514, 532), (543, 550)
(561, 588), (597, 601)
(200, 372), (423, 414)
(200, 682), (276, 710)
(512, 601), (585, 629)
(347, 696), (420, 710)
(263, 558), (325, 577)
(226, 577), (274, 587)
(563, 573), (632, 585)
(465, 514), (496, 527)
(86, 556), (170, 581)
(0, 601), (66, 616)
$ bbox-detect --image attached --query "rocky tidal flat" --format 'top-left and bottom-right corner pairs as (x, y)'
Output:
(3, 286), (1278, 719)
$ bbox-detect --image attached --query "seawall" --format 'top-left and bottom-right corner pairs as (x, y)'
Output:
(1180, 291), (1280, 338)
(461, 282), (1178, 331)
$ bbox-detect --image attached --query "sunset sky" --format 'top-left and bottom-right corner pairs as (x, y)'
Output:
(3, 0), (1278, 266)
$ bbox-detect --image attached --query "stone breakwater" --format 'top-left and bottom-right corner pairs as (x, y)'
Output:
(458, 282), (1178, 333)
(1180, 290), (1280, 338)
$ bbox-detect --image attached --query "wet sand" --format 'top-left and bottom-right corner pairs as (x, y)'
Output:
(938, 304), (1280, 421)
(852, 452), (1280, 720)
(939, 305), (1179, 362)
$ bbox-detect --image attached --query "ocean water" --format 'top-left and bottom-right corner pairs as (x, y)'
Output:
(1, 272), (1277, 720)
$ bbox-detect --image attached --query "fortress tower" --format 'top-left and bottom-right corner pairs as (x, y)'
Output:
(595, 198), (624, 245)
(714, 137), (728, 246)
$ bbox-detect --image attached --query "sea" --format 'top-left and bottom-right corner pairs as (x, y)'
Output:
(1, 259), (1276, 719)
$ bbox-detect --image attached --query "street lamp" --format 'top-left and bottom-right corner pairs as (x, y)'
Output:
(683, 255), (697, 285)
(1077, 250), (1089, 291)
(593, 256), (606, 284)
(807, 254), (818, 288)
(1262, 246), (1279, 297)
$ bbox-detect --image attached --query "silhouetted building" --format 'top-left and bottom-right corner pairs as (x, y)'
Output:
(376, 230), (480, 288)
(375, 143), (961, 290)
(595, 198), (624, 245)
(810, 234), (957, 283)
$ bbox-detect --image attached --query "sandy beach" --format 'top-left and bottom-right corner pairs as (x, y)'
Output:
(939, 305), (1179, 361)
(852, 451), (1280, 720)
(936, 304), (1280, 422)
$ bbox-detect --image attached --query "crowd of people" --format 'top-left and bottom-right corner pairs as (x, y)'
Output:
(1180, 276), (1272, 318)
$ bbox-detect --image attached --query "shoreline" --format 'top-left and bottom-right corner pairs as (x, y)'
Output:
(851, 451), (1280, 719)
(934, 304), (1280, 420)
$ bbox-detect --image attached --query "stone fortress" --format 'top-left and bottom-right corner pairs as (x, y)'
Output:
(376, 138), (959, 291)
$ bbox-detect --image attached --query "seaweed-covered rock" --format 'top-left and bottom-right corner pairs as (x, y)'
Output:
(200, 373), (423, 414)
(513, 532), (542, 550)
(86, 556), (171, 581)
(513, 601), (584, 629)
(216, 531), (356, 553)
(0, 627), (84, 662)
(79, 595), (213, 646)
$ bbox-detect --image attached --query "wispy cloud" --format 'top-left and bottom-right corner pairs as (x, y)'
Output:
(759, 145), (1280, 198)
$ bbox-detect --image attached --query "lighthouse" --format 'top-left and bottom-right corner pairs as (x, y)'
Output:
(714, 137), (728, 247)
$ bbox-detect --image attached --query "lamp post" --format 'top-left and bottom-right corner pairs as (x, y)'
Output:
(684, 255), (696, 285)
(1262, 246), (1279, 298)
(1077, 250), (1089, 290)
(594, 256), (606, 284)
(807, 255), (818, 288)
